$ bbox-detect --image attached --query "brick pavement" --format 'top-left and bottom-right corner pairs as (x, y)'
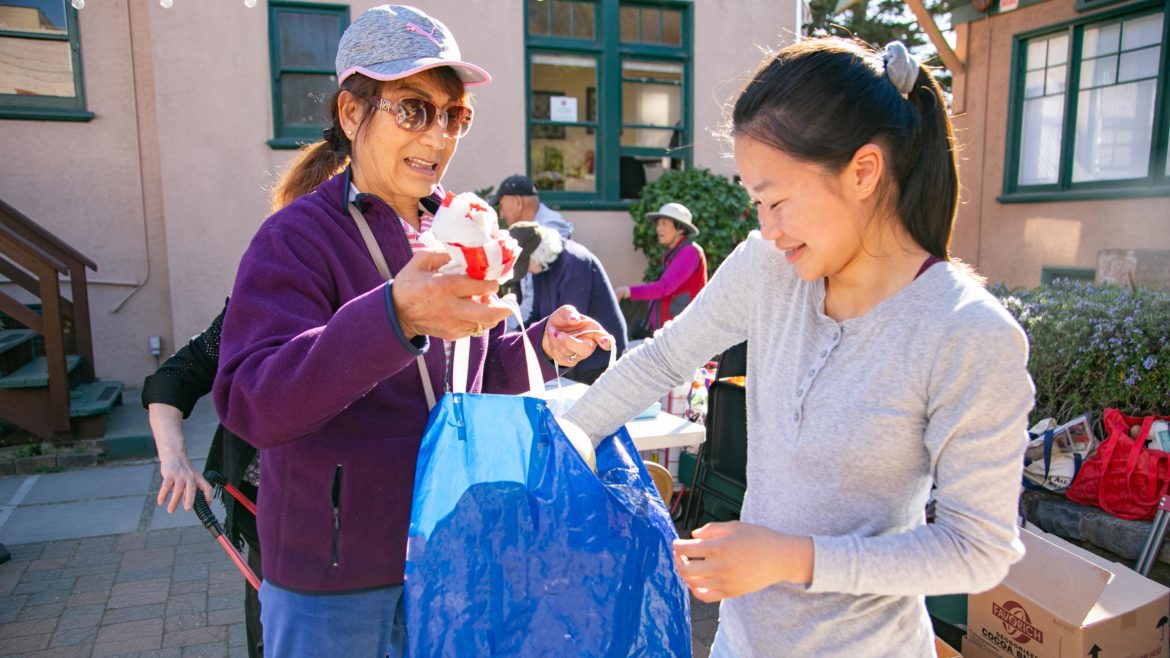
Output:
(0, 528), (249, 658)
(0, 526), (719, 658)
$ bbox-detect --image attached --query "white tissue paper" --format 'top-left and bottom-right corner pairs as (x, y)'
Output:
(420, 191), (520, 285)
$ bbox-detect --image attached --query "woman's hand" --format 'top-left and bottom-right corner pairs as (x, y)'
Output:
(614, 286), (630, 301)
(148, 403), (213, 513)
(672, 521), (814, 602)
(541, 305), (613, 367)
(393, 251), (514, 340)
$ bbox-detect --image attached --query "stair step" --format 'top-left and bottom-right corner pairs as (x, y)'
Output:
(69, 380), (124, 417)
(0, 329), (35, 355)
(0, 354), (82, 388)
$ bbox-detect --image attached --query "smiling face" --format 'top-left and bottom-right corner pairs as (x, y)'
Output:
(734, 133), (878, 282)
(341, 71), (468, 221)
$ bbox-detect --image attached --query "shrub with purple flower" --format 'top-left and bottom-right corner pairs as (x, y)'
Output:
(990, 279), (1170, 423)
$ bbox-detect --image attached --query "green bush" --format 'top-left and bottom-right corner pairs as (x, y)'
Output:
(990, 279), (1170, 423)
(629, 168), (757, 281)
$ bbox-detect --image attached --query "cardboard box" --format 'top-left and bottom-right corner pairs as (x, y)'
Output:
(967, 525), (1169, 658)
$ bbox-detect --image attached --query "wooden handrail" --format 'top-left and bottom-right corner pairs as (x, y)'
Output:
(0, 196), (100, 438)
(0, 198), (97, 273)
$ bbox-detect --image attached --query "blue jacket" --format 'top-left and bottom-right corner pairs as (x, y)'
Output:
(214, 170), (553, 593)
(528, 240), (627, 379)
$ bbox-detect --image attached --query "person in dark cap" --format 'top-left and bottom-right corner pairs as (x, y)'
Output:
(615, 202), (708, 333)
(509, 222), (626, 384)
(492, 173), (574, 239)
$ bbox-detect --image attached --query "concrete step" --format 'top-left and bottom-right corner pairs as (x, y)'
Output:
(0, 353), (82, 388)
(69, 379), (123, 417)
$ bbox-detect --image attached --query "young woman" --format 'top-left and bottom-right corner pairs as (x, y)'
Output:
(565, 39), (1034, 656)
(213, 6), (607, 656)
(615, 202), (708, 333)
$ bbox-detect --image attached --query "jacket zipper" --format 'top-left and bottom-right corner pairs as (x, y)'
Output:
(331, 464), (343, 567)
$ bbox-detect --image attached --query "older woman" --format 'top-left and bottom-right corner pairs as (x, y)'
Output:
(213, 6), (607, 656)
(615, 202), (708, 333)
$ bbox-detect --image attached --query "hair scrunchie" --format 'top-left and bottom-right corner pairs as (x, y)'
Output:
(322, 126), (345, 151)
(882, 42), (919, 96)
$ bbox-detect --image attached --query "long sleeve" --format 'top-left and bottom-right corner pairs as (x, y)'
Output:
(563, 240), (752, 442)
(141, 304), (225, 418)
(213, 224), (426, 448)
(628, 243), (700, 301)
(808, 308), (1033, 597)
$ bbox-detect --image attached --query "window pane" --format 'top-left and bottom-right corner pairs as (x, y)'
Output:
(1082, 23), (1120, 57)
(1118, 46), (1160, 82)
(280, 73), (337, 128)
(640, 8), (661, 43)
(550, 0), (573, 37)
(531, 126), (597, 193)
(621, 59), (683, 146)
(662, 9), (682, 46)
(1045, 65), (1066, 94)
(1025, 39), (1048, 70)
(527, 2), (549, 35)
(531, 53), (597, 122)
(1120, 12), (1163, 50)
(0, 0), (67, 34)
(1073, 79), (1156, 181)
(1047, 34), (1069, 66)
(279, 11), (342, 69)
(0, 36), (73, 96)
(1079, 55), (1116, 88)
(572, 2), (594, 39)
(1019, 95), (1065, 185)
(620, 7), (638, 42)
(1024, 70), (1045, 98)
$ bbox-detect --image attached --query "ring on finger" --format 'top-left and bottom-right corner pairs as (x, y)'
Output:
(567, 352), (578, 362)
(471, 322), (485, 337)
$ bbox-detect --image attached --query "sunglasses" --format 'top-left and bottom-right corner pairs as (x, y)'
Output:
(374, 97), (474, 139)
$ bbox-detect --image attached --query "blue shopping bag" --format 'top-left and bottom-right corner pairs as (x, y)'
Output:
(405, 392), (692, 658)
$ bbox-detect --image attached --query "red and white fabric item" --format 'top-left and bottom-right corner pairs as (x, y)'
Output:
(421, 191), (519, 284)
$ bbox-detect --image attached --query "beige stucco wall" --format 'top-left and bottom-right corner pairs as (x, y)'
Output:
(951, 0), (1170, 288)
(1, 0), (795, 388)
(0, 0), (173, 387)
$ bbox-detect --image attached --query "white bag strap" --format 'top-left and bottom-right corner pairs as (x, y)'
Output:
(451, 296), (543, 396)
(347, 202), (437, 410)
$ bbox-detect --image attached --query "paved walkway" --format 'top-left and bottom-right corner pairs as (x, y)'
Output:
(0, 397), (719, 657)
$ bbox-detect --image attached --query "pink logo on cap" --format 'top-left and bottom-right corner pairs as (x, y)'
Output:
(405, 22), (442, 48)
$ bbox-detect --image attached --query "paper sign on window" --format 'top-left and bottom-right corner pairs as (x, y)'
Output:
(549, 96), (578, 123)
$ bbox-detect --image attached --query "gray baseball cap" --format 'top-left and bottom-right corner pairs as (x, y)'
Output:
(336, 5), (490, 88)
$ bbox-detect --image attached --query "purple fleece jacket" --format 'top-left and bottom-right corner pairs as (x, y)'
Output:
(213, 170), (554, 594)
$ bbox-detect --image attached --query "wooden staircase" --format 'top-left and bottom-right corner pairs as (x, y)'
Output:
(0, 198), (123, 442)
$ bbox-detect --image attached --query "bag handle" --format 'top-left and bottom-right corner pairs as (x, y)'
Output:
(451, 296), (544, 395)
(347, 202), (437, 410)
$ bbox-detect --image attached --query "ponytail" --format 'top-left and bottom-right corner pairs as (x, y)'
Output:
(269, 75), (385, 212)
(896, 67), (959, 261)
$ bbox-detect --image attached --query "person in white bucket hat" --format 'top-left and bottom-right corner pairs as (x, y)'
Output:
(615, 202), (708, 334)
(216, 6), (611, 656)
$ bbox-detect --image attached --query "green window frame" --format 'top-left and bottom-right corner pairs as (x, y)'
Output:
(525, 0), (693, 208)
(1002, 0), (1170, 203)
(268, 1), (349, 149)
(0, 0), (91, 122)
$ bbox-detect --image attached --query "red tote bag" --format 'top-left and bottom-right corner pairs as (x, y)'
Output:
(1066, 409), (1170, 521)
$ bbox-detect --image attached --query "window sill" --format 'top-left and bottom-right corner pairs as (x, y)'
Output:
(267, 136), (316, 150)
(0, 108), (94, 122)
(998, 187), (1170, 204)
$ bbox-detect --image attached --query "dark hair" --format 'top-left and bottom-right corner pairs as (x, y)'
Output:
(270, 67), (467, 212)
(731, 38), (958, 261)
